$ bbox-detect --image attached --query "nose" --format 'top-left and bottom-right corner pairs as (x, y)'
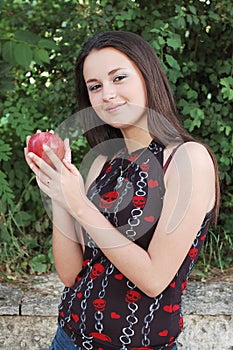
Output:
(102, 83), (117, 101)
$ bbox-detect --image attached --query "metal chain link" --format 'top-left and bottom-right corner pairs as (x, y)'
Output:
(124, 167), (149, 241)
(94, 263), (115, 334)
(141, 294), (163, 347)
(113, 180), (133, 226)
(119, 281), (139, 347)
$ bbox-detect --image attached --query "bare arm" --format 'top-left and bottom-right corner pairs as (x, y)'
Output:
(73, 142), (216, 296)
(28, 142), (215, 296)
(52, 201), (84, 287)
(25, 135), (83, 287)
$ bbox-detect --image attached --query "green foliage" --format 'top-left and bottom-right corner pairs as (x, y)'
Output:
(0, 0), (232, 280)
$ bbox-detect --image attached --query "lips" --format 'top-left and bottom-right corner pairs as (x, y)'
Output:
(105, 102), (126, 112)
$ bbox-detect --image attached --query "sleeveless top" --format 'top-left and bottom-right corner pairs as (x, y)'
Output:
(58, 139), (213, 350)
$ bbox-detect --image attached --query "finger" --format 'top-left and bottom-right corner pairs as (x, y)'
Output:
(24, 147), (38, 172)
(42, 144), (63, 171)
(35, 171), (51, 187)
(35, 176), (51, 196)
(26, 135), (31, 147)
(27, 150), (56, 176)
(63, 159), (79, 176)
(64, 138), (71, 162)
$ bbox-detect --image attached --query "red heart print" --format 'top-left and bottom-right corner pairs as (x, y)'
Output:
(114, 273), (123, 280)
(144, 216), (154, 222)
(148, 179), (158, 188)
(170, 281), (176, 288)
(158, 329), (168, 337)
(71, 313), (79, 322)
(163, 305), (173, 313)
(128, 154), (138, 162)
(111, 312), (121, 319)
(173, 304), (180, 312)
(77, 292), (82, 298)
(182, 280), (188, 291)
(82, 259), (90, 266)
(89, 332), (112, 342)
(67, 323), (72, 330)
(106, 165), (112, 173)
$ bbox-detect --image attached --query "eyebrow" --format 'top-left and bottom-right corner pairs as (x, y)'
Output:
(86, 67), (126, 84)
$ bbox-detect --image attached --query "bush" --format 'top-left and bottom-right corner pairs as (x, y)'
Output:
(0, 0), (232, 279)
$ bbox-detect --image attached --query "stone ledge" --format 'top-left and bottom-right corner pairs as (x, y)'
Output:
(0, 274), (233, 349)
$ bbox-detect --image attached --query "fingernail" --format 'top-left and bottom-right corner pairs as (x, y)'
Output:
(43, 144), (50, 151)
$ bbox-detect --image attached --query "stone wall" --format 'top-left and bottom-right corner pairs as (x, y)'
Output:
(0, 274), (232, 350)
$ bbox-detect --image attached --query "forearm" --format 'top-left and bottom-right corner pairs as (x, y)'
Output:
(52, 201), (84, 287)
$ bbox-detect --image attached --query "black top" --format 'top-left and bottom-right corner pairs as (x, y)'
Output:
(58, 139), (213, 350)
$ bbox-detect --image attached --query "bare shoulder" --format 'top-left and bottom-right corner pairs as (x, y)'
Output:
(165, 141), (216, 197)
(85, 154), (108, 192)
(173, 141), (215, 172)
(163, 141), (216, 222)
(180, 141), (214, 171)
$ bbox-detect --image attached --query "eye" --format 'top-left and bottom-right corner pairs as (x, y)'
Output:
(88, 84), (102, 92)
(113, 74), (127, 82)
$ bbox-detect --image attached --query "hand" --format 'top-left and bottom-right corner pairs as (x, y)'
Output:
(24, 132), (86, 216)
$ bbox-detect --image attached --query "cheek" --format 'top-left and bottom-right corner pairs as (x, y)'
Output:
(126, 80), (147, 108)
(135, 82), (147, 107)
(88, 93), (99, 108)
(91, 104), (108, 124)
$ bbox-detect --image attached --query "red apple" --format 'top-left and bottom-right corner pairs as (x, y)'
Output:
(28, 131), (65, 167)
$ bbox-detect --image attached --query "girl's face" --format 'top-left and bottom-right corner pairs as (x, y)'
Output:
(83, 47), (148, 131)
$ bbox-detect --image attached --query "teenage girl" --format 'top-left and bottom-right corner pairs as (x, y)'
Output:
(25, 31), (220, 350)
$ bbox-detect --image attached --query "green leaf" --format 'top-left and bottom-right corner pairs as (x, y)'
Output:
(0, 140), (12, 161)
(165, 54), (180, 70)
(158, 36), (166, 46)
(29, 254), (48, 273)
(167, 34), (182, 50)
(15, 30), (39, 44)
(14, 211), (32, 227)
(14, 43), (33, 68)
(34, 48), (50, 64)
(220, 77), (233, 87)
(187, 89), (198, 100)
(189, 5), (197, 15)
(0, 170), (15, 210)
(0, 62), (12, 75)
(38, 38), (57, 50)
(2, 41), (16, 64)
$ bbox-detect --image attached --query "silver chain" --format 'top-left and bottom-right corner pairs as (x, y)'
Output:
(125, 166), (149, 241)
(119, 281), (138, 347)
(94, 263), (114, 333)
(113, 180), (133, 226)
(116, 146), (149, 185)
(141, 294), (163, 346)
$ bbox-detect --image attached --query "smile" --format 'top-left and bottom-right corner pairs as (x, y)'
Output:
(105, 102), (127, 113)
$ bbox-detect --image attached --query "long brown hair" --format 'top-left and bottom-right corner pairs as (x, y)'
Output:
(75, 30), (220, 222)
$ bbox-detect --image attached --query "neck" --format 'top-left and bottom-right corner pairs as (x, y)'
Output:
(121, 128), (153, 153)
